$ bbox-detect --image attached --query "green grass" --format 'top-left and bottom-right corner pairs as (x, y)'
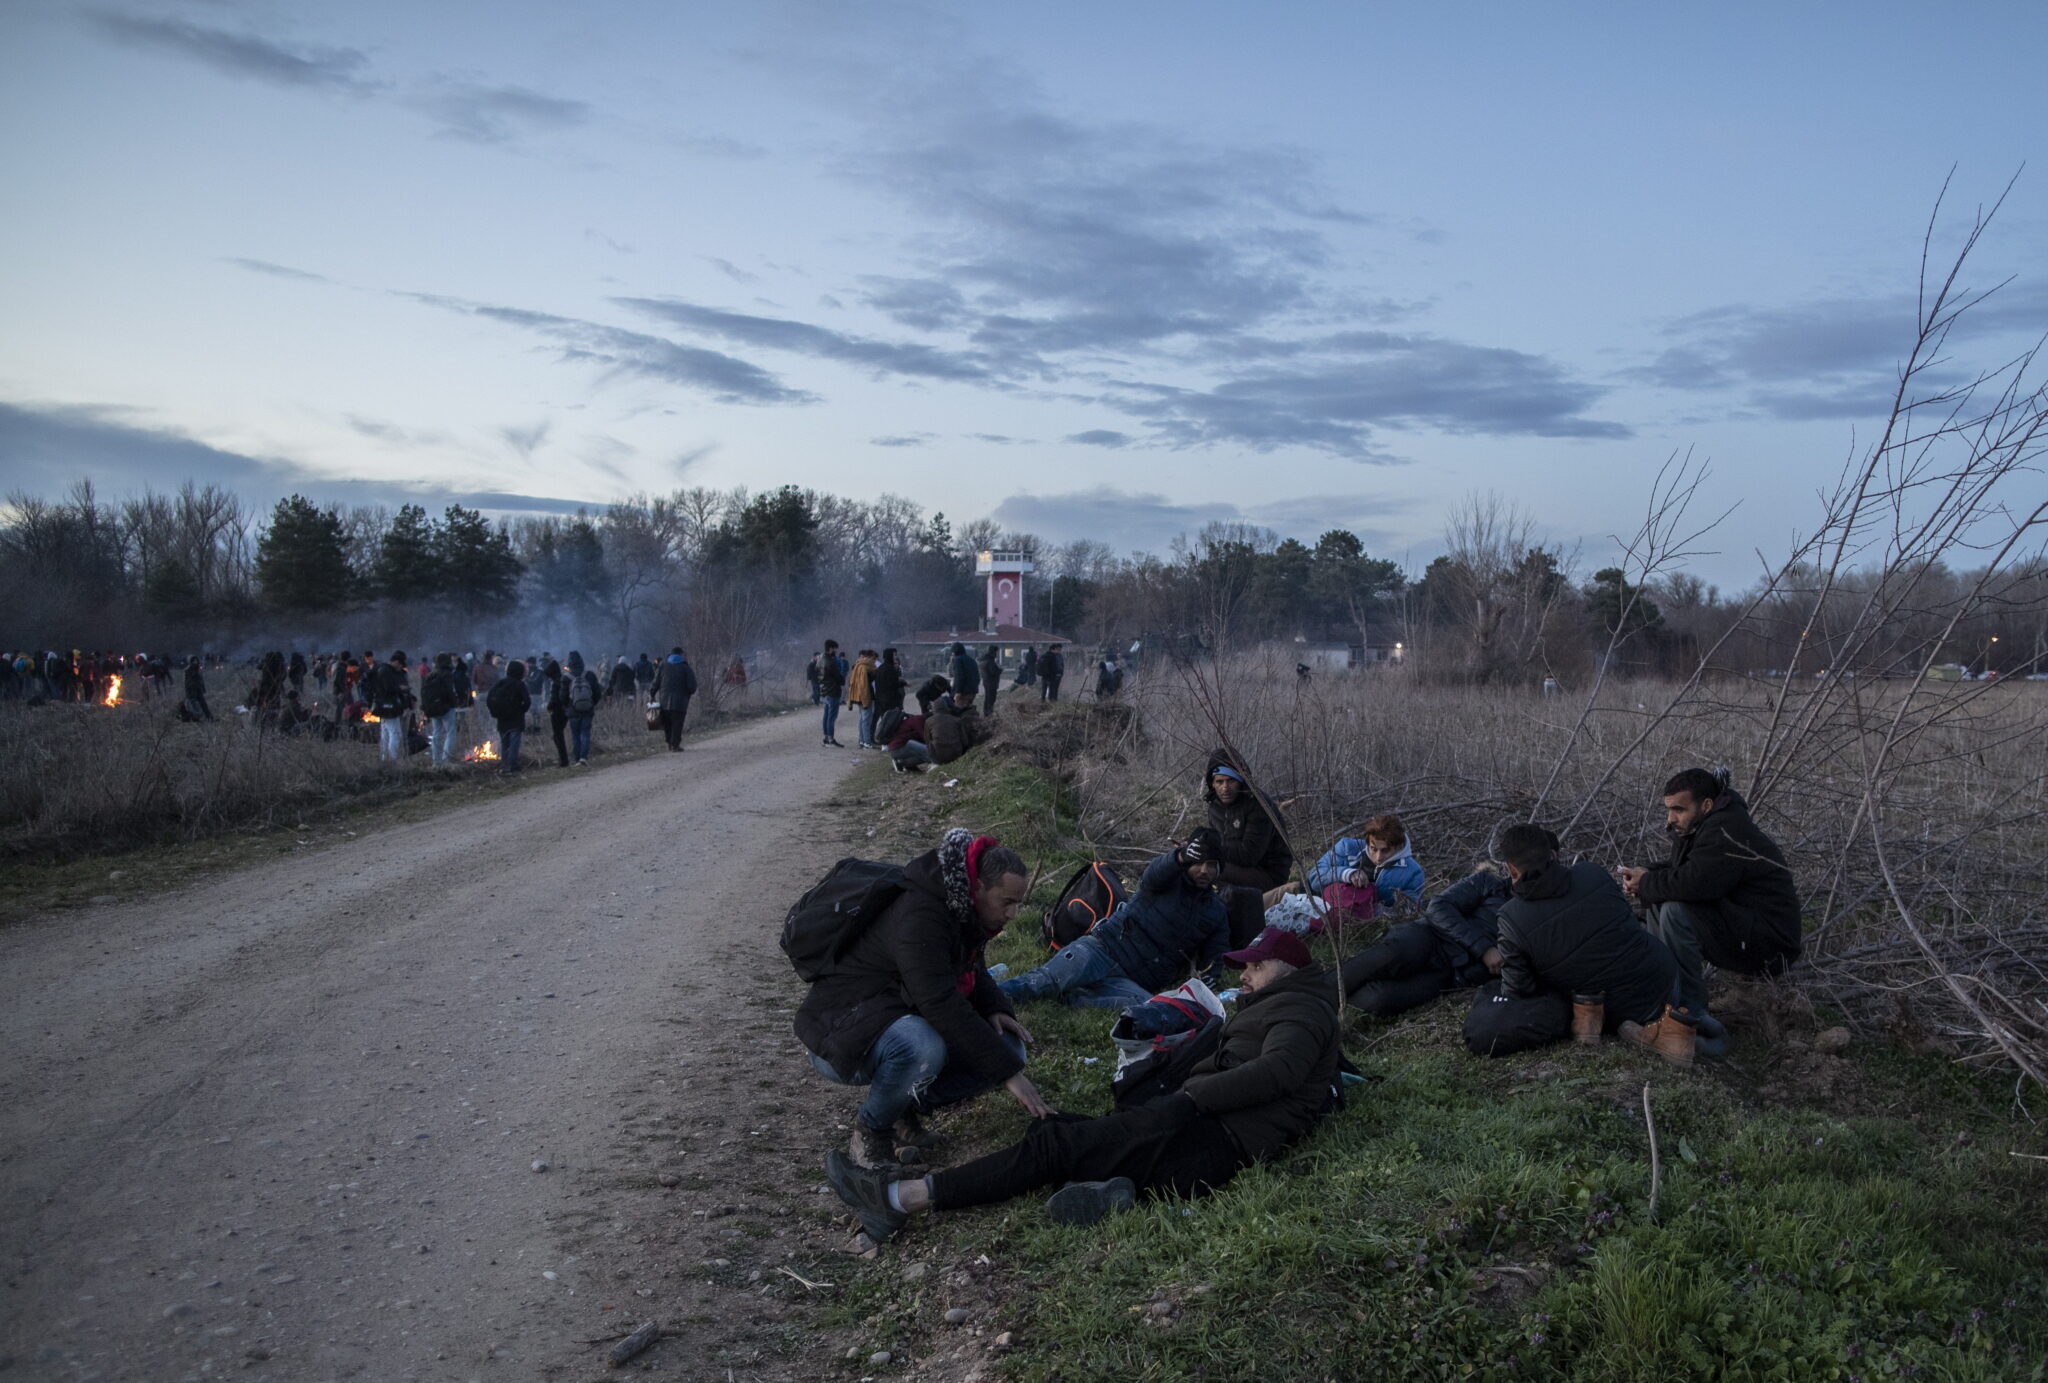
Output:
(831, 718), (2048, 1382)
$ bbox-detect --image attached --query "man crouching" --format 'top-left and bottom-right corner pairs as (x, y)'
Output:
(823, 926), (1340, 1243)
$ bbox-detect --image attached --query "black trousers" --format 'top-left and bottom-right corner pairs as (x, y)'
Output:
(1337, 922), (1461, 1018)
(549, 710), (570, 766)
(982, 681), (998, 716)
(931, 1100), (1245, 1211)
(660, 705), (687, 749)
(1040, 676), (1061, 702)
(1462, 980), (1573, 1056)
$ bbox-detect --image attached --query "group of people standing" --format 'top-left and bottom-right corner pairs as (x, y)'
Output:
(799, 757), (1801, 1242)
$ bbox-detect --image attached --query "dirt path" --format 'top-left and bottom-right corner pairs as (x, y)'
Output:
(1, 711), (878, 1382)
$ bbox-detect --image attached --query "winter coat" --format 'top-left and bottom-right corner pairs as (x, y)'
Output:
(1183, 964), (1342, 1163)
(1040, 649), (1065, 683)
(1203, 750), (1293, 890)
(542, 666), (572, 714)
(1633, 789), (1801, 971)
(1305, 837), (1425, 903)
(1496, 860), (1674, 1026)
(183, 664), (206, 700)
(914, 676), (951, 713)
(366, 663), (413, 717)
(472, 660), (501, 695)
(1423, 868), (1512, 979)
(886, 714), (927, 753)
(845, 655), (875, 709)
(794, 849), (1023, 1084)
(485, 677), (531, 732)
(927, 702), (989, 765)
(652, 655), (698, 710)
(608, 662), (637, 697)
(948, 644), (981, 702)
(419, 670), (459, 719)
(872, 659), (906, 713)
(1017, 649), (1038, 685)
(634, 655), (655, 688)
(978, 649), (1001, 691)
(818, 654), (847, 699)
(1091, 852), (1231, 992)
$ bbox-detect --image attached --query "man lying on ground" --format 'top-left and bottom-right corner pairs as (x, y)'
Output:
(1617, 767), (1800, 1037)
(797, 829), (1051, 1170)
(998, 830), (1231, 1009)
(826, 926), (1341, 1241)
(1464, 823), (1693, 1064)
(1335, 858), (1508, 1018)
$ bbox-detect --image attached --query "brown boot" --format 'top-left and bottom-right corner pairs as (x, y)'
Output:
(1618, 1004), (1697, 1067)
(1571, 993), (1606, 1046)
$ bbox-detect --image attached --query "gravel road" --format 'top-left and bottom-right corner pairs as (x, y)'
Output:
(1, 712), (867, 1381)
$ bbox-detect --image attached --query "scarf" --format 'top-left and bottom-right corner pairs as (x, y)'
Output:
(938, 826), (1001, 994)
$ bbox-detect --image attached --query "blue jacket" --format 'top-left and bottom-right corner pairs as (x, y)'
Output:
(1306, 837), (1424, 904)
(1092, 851), (1231, 993)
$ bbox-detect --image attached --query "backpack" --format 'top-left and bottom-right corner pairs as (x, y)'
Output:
(1040, 860), (1128, 951)
(568, 672), (596, 714)
(485, 678), (522, 721)
(873, 707), (905, 744)
(420, 673), (455, 719)
(781, 858), (907, 982)
(1111, 1013), (1224, 1110)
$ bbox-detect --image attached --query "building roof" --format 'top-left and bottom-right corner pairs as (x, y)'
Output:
(902, 623), (1069, 646)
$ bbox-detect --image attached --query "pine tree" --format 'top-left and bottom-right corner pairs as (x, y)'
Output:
(255, 495), (352, 611)
(374, 503), (444, 601)
(436, 505), (523, 614)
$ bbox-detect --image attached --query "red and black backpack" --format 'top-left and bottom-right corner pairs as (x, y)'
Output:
(1040, 860), (1128, 951)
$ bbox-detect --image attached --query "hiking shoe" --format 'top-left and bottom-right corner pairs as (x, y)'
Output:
(1618, 1003), (1698, 1067)
(825, 1148), (906, 1244)
(1571, 993), (1606, 1046)
(850, 1121), (901, 1171)
(1045, 1177), (1137, 1227)
(895, 1109), (946, 1157)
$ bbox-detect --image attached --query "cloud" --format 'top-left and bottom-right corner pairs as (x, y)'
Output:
(704, 257), (758, 284)
(224, 257), (332, 284)
(869, 434), (932, 448)
(88, 12), (376, 91)
(586, 229), (636, 255)
(988, 484), (1419, 555)
(499, 421), (551, 458)
(969, 433), (1030, 445)
(413, 81), (590, 144)
(613, 297), (991, 383)
(1065, 429), (1131, 448)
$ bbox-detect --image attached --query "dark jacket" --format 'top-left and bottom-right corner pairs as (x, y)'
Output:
(1092, 852), (1232, 992)
(1183, 964), (1342, 1163)
(818, 654), (847, 699)
(485, 677), (531, 732)
(928, 701), (989, 765)
(634, 655), (655, 688)
(794, 850), (1023, 1084)
(1041, 649), (1065, 683)
(886, 713), (927, 753)
(914, 675), (951, 713)
(608, 662), (637, 697)
(1017, 648), (1038, 684)
(948, 644), (981, 701)
(366, 662), (413, 717)
(183, 663), (206, 700)
(978, 648), (1001, 691)
(1633, 790), (1801, 970)
(1203, 750), (1293, 890)
(1424, 868), (1513, 980)
(872, 658), (905, 714)
(419, 670), (458, 719)
(652, 655), (698, 710)
(1496, 860), (1674, 1025)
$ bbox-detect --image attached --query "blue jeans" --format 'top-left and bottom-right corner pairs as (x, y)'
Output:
(568, 714), (593, 762)
(499, 727), (523, 768)
(821, 697), (842, 741)
(809, 1014), (1028, 1130)
(858, 705), (875, 746)
(999, 935), (1154, 1010)
(429, 711), (458, 764)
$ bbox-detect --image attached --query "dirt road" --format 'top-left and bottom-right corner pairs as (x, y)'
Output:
(1, 711), (873, 1381)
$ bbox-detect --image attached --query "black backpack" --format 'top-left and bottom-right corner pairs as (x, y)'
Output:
(420, 673), (455, 719)
(1111, 1014), (1224, 1110)
(873, 707), (905, 744)
(781, 858), (907, 981)
(1040, 860), (1128, 951)
(485, 678), (522, 721)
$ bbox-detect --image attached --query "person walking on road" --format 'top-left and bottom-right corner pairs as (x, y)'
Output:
(652, 646), (698, 751)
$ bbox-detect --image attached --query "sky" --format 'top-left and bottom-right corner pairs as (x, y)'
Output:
(2, 0), (2045, 586)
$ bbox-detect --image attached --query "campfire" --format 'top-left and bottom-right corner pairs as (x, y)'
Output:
(102, 676), (121, 707)
(465, 741), (500, 762)
(361, 711), (381, 724)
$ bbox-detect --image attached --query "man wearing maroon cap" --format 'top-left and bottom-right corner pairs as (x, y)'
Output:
(822, 926), (1341, 1241)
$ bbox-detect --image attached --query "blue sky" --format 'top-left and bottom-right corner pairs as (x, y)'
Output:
(2, 0), (2044, 584)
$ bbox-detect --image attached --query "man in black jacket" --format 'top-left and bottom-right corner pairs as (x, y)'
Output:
(947, 641), (981, 707)
(978, 645), (1001, 716)
(871, 648), (906, 718)
(651, 648), (697, 751)
(1204, 750), (1294, 891)
(824, 926), (1340, 1241)
(1039, 643), (1064, 701)
(798, 830), (1049, 1170)
(1336, 865), (1510, 1017)
(420, 653), (460, 765)
(1464, 824), (1685, 1062)
(818, 640), (847, 746)
(1619, 768), (1801, 1023)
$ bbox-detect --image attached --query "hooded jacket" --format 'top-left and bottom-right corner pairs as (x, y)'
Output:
(927, 700), (989, 765)
(1183, 963), (1342, 1163)
(1090, 851), (1231, 992)
(634, 654), (656, 687)
(1496, 860), (1674, 1026)
(1305, 836), (1425, 903)
(794, 841), (1023, 1084)
(652, 654), (698, 710)
(1633, 789), (1801, 970)
(845, 654), (875, 709)
(871, 657), (906, 713)
(1203, 750), (1294, 890)
(947, 643), (981, 702)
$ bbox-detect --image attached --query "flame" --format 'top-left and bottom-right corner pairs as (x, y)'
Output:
(465, 740), (500, 762)
(361, 711), (382, 723)
(103, 675), (122, 707)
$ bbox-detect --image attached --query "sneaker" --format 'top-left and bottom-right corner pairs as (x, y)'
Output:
(1045, 1177), (1137, 1227)
(825, 1148), (907, 1244)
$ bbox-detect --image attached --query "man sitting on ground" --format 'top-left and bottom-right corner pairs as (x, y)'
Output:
(826, 925), (1340, 1240)
(998, 830), (1232, 1009)
(797, 829), (1050, 1170)
(1464, 823), (1690, 1063)
(1618, 767), (1801, 1037)
(926, 693), (990, 766)
(1335, 858), (1509, 1018)
(1204, 750), (1294, 890)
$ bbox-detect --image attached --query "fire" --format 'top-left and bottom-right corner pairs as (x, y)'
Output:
(103, 676), (122, 707)
(361, 711), (382, 724)
(465, 740), (500, 762)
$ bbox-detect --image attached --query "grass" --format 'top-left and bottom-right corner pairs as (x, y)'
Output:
(822, 706), (2048, 1382)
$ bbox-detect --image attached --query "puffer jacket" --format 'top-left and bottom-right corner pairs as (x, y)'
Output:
(1305, 836), (1425, 903)
(1183, 964), (1342, 1162)
(1091, 852), (1231, 992)
(927, 702), (988, 765)
(1203, 749), (1293, 890)
(794, 850), (1023, 1084)
(652, 655), (698, 710)
(948, 644), (981, 702)
(1633, 789), (1801, 970)
(872, 659), (906, 713)
(1423, 867), (1512, 980)
(1497, 860), (1673, 1026)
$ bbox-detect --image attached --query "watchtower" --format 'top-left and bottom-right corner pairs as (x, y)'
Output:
(975, 549), (1033, 630)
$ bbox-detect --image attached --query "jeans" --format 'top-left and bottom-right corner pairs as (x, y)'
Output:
(891, 741), (932, 770)
(858, 705), (875, 746)
(999, 935), (1154, 1010)
(821, 697), (842, 742)
(499, 727), (523, 769)
(429, 711), (458, 764)
(568, 714), (593, 762)
(807, 1014), (1028, 1131)
(380, 716), (406, 762)
(931, 1099), (1244, 1211)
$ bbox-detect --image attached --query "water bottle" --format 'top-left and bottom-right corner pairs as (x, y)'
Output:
(986, 962), (1009, 980)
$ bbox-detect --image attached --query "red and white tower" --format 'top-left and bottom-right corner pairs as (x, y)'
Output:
(975, 549), (1033, 630)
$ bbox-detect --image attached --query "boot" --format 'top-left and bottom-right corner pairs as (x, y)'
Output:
(894, 1109), (946, 1161)
(850, 1120), (903, 1171)
(1571, 993), (1606, 1046)
(1618, 1003), (1698, 1067)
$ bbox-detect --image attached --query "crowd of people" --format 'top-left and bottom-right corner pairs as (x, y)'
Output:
(798, 758), (1800, 1242)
